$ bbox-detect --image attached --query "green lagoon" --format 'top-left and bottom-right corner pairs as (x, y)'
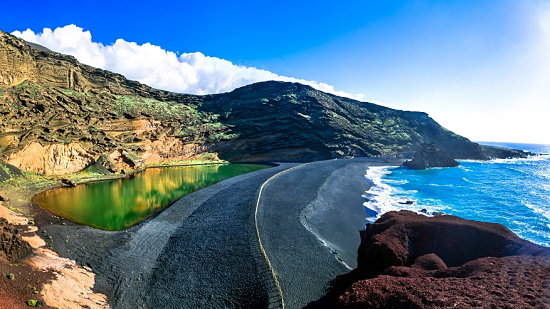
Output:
(33, 164), (270, 230)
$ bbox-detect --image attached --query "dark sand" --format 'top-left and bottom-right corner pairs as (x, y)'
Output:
(37, 158), (402, 309)
(257, 158), (403, 309)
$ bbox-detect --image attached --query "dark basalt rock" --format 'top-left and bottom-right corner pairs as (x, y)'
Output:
(403, 142), (459, 169)
(481, 144), (533, 159)
(0, 162), (22, 182)
(334, 211), (550, 309)
(60, 178), (77, 187)
(0, 218), (32, 262)
(0, 169), (8, 183)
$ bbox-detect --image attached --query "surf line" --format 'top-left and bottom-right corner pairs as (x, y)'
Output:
(255, 160), (332, 309)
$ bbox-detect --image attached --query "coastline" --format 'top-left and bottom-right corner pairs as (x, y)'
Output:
(257, 158), (403, 308)
(1, 157), (402, 308)
(4, 154), (547, 308)
(301, 158), (404, 268)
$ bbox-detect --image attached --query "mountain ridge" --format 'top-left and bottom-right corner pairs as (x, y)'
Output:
(0, 29), (518, 175)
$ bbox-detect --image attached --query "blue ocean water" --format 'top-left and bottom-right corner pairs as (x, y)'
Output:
(364, 142), (550, 247)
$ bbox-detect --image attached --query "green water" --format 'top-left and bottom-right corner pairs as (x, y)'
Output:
(33, 164), (270, 231)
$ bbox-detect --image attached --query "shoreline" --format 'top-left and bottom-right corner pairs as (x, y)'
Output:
(1, 157), (403, 308)
(257, 158), (404, 308)
(301, 158), (404, 269)
(0, 159), (272, 308)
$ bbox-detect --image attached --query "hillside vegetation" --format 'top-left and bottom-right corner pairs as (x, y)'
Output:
(0, 29), (487, 175)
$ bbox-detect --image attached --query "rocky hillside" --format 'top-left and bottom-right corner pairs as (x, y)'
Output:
(1, 29), (494, 175)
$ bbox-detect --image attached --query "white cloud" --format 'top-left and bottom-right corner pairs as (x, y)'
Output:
(12, 24), (364, 100)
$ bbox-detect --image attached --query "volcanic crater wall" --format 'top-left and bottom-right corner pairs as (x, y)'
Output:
(1, 29), (496, 175)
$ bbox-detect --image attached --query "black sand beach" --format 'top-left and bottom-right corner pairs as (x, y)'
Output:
(37, 158), (402, 309)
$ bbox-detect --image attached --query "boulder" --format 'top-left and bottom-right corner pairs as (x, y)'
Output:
(0, 218), (32, 262)
(357, 210), (549, 277)
(86, 154), (118, 174)
(403, 142), (459, 170)
(335, 211), (550, 308)
(60, 178), (77, 187)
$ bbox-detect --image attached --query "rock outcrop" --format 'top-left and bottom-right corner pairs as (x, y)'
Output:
(0, 161), (22, 182)
(481, 144), (533, 159)
(339, 256), (550, 308)
(6, 142), (94, 175)
(335, 211), (550, 308)
(403, 142), (459, 169)
(0, 217), (32, 262)
(86, 154), (118, 174)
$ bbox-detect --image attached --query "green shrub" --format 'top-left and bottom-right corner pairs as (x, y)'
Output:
(26, 299), (38, 307)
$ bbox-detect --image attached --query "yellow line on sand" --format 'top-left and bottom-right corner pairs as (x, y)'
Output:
(255, 161), (329, 309)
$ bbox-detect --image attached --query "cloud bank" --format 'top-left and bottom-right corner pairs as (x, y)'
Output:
(12, 25), (364, 100)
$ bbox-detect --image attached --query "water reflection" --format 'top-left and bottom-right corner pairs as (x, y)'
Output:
(34, 164), (269, 230)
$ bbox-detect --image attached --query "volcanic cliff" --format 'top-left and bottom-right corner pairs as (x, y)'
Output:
(323, 211), (550, 309)
(0, 29), (509, 175)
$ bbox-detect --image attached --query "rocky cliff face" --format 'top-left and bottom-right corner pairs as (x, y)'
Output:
(0, 30), (501, 175)
(335, 211), (550, 308)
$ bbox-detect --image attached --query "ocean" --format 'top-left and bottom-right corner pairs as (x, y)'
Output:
(364, 142), (550, 247)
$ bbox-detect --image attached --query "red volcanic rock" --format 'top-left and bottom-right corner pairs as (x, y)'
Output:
(339, 256), (550, 308)
(0, 218), (32, 262)
(335, 211), (550, 308)
(357, 210), (549, 278)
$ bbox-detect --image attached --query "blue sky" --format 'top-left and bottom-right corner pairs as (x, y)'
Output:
(3, 0), (550, 144)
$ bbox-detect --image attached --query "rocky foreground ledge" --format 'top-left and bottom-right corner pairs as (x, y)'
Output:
(326, 211), (550, 308)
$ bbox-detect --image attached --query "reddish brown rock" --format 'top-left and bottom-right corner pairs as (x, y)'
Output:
(0, 217), (32, 262)
(334, 211), (550, 308)
(339, 256), (550, 309)
(357, 210), (549, 278)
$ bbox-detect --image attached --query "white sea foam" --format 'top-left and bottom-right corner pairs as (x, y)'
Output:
(363, 166), (449, 223)
(428, 183), (454, 187)
(525, 202), (550, 221)
(384, 179), (409, 185)
(363, 166), (400, 223)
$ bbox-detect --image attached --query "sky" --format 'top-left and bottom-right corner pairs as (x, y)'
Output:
(2, 0), (550, 144)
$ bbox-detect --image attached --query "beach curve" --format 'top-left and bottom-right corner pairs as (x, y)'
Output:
(37, 158), (402, 308)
